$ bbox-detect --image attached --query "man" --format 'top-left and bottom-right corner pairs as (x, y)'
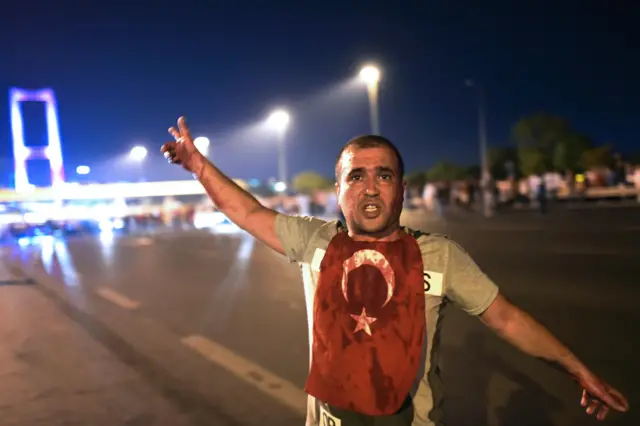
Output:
(162, 117), (628, 426)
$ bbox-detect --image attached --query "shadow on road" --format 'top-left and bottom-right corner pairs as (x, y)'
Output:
(443, 332), (562, 426)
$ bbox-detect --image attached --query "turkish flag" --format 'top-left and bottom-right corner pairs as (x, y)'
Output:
(305, 231), (426, 415)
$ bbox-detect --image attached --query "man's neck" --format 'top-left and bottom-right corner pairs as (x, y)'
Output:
(348, 224), (404, 242)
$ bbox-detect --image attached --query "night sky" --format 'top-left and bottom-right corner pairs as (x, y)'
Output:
(1, 1), (637, 187)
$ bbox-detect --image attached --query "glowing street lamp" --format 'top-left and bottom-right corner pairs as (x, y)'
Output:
(359, 65), (381, 86)
(194, 136), (210, 155)
(266, 109), (291, 186)
(129, 145), (148, 162)
(359, 64), (382, 135)
(76, 165), (90, 175)
(273, 181), (287, 192)
(267, 110), (290, 132)
(128, 145), (148, 182)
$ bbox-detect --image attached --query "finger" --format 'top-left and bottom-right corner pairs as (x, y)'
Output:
(161, 142), (177, 153)
(597, 405), (610, 421)
(177, 116), (192, 141)
(581, 390), (589, 407)
(163, 150), (175, 160)
(586, 399), (600, 415)
(168, 126), (181, 141)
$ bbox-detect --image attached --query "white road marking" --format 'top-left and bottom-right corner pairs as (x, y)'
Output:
(118, 237), (154, 247)
(130, 237), (154, 246)
(95, 287), (140, 310)
(181, 334), (306, 414)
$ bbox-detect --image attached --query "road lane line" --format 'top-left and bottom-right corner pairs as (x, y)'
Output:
(181, 334), (307, 414)
(95, 287), (140, 310)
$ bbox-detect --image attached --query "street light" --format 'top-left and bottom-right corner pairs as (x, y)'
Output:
(465, 79), (488, 178)
(359, 64), (381, 135)
(267, 110), (290, 132)
(266, 109), (290, 186)
(194, 136), (210, 156)
(129, 145), (148, 182)
(359, 66), (381, 86)
(76, 165), (90, 175)
(466, 79), (493, 217)
(129, 146), (148, 161)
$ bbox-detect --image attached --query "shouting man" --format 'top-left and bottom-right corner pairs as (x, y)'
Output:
(161, 117), (628, 426)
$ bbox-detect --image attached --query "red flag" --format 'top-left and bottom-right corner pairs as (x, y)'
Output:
(305, 231), (425, 415)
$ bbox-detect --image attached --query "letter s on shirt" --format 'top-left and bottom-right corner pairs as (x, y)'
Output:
(423, 270), (443, 296)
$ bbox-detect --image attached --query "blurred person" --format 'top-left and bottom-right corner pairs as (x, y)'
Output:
(467, 179), (477, 208)
(528, 173), (541, 201)
(298, 194), (311, 216)
(537, 179), (548, 215)
(634, 166), (640, 203)
(480, 171), (495, 218)
(162, 117), (629, 426)
(421, 181), (441, 217)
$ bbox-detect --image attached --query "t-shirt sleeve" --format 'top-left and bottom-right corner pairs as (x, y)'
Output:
(274, 213), (327, 263)
(444, 239), (499, 316)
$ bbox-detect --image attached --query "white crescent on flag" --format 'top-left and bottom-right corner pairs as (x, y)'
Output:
(341, 249), (395, 307)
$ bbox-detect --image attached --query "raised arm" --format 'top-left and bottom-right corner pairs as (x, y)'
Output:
(161, 116), (284, 254)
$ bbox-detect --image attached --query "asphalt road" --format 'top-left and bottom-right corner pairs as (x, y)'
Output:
(1, 206), (639, 426)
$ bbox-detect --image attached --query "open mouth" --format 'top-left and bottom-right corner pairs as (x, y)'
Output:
(361, 202), (382, 218)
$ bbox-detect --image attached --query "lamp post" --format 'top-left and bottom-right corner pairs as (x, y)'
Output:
(359, 65), (381, 135)
(266, 110), (291, 186)
(129, 145), (148, 181)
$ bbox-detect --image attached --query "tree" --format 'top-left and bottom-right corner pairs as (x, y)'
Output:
(464, 164), (481, 180)
(518, 147), (546, 176)
(553, 134), (594, 172)
(488, 146), (518, 179)
(579, 144), (613, 170)
(512, 113), (573, 173)
(291, 171), (333, 195)
(425, 162), (470, 181)
(628, 151), (640, 165)
(405, 171), (428, 190)
(512, 113), (571, 151)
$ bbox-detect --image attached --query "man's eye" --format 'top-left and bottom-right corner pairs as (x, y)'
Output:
(380, 174), (392, 180)
(350, 175), (362, 181)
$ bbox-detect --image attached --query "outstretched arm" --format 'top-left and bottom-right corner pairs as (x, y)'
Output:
(480, 293), (629, 420)
(441, 238), (629, 421)
(161, 117), (284, 255)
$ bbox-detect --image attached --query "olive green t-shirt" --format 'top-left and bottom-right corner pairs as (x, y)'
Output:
(274, 214), (499, 426)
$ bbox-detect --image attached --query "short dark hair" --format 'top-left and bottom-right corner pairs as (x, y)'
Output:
(335, 135), (405, 180)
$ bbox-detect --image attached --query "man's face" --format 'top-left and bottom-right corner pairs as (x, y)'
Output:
(336, 146), (405, 237)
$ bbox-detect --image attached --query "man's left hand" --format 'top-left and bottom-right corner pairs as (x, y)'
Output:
(578, 371), (629, 420)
